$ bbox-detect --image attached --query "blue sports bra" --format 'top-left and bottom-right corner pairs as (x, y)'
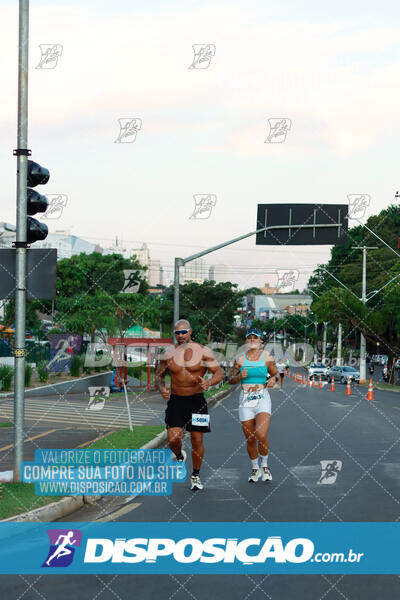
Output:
(239, 351), (269, 384)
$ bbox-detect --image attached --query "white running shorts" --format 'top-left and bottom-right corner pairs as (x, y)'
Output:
(239, 388), (271, 422)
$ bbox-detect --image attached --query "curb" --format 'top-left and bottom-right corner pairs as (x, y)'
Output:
(0, 371), (113, 399)
(1, 496), (85, 523)
(1, 385), (233, 523)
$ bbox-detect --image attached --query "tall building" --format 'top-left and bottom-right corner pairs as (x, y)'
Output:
(0, 224), (102, 259)
(184, 258), (207, 283)
(34, 231), (103, 260)
(252, 293), (312, 320)
(208, 263), (231, 283)
(103, 237), (132, 259)
(131, 243), (161, 287)
(260, 282), (279, 295)
(0, 222), (16, 248)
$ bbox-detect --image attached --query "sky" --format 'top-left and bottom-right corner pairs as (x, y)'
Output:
(2, 0), (400, 290)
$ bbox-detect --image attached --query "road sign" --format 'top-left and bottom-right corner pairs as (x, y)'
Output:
(256, 204), (348, 245)
(0, 248), (57, 299)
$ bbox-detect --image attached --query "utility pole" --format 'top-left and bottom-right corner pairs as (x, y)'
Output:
(322, 322), (328, 363)
(352, 245), (378, 383)
(337, 322), (342, 366)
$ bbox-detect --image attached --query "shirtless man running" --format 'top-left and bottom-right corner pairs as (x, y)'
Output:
(155, 319), (224, 491)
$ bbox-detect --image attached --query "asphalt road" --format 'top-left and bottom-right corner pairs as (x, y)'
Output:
(0, 391), (167, 471)
(1, 376), (399, 598)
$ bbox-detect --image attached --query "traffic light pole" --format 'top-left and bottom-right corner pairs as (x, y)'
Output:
(13, 0), (29, 481)
(173, 221), (345, 330)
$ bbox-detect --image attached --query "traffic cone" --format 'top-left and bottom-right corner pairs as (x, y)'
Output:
(307, 375), (311, 387)
(311, 376), (315, 387)
(330, 376), (335, 392)
(318, 375), (323, 389)
(345, 377), (352, 396)
(366, 378), (374, 401)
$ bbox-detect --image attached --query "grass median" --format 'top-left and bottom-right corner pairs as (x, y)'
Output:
(0, 425), (164, 521)
(0, 383), (229, 520)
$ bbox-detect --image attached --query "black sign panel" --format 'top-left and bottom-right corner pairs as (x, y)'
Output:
(0, 248), (57, 299)
(256, 204), (348, 246)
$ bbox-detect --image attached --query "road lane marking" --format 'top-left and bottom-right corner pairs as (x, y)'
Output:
(0, 428), (58, 452)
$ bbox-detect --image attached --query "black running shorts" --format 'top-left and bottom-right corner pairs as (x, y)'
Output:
(165, 392), (210, 432)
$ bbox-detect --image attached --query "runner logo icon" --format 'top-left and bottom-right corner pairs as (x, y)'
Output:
(42, 529), (82, 567)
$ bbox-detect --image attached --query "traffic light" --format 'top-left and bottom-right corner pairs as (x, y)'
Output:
(26, 160), (49, 243)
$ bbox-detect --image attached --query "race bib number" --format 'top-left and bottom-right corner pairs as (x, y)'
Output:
(242, 391), (263, 408)
(191, 413), (210, 427)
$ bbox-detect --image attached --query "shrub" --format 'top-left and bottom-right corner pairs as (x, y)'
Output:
(127, 365), (143, 378)
(37, 361), (49, 384)
(25, 363), (33, 388)
(0, 365), (14, 392)
(70, 355), (81, 377)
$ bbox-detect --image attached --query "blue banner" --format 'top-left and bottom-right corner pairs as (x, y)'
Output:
(0, 523), (398, 574)
(21, 449), (185, 496)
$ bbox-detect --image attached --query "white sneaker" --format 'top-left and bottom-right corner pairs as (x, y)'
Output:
(248, 468), (261, 483)
(173, 449), (187, 462)
(261, 466), (272, 481)
(190, 475), (204, 490)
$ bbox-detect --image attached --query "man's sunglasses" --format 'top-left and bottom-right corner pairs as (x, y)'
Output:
(174, 329), (189, 335)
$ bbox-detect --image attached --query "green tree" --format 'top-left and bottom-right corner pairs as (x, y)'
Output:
(161, 280), (243, 343)
(56, 252), (147, 298)
(56, 291), (117, 342)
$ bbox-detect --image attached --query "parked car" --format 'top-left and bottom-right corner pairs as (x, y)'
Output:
(308, 363), (329, 377)
(326, 365), (360, 384)
(371, 354), (388, 366)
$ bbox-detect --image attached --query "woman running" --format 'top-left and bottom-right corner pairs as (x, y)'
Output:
(228, 327), (279, 482)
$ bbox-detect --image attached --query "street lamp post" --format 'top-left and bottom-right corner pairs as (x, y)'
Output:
(173, 221), (345, 330)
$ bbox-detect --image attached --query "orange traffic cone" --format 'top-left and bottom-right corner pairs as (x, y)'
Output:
(366, 378), (374, 401)
(307, 375), (311, 387)
(311, 376), (316, 387)
(303, 375), (306, 385)
(345, 377), (352, 396)
(330, 376), (335, 392)
(318, 375), (323, 389)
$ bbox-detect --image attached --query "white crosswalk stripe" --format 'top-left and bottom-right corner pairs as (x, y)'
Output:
(0, 399), (165, 429)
